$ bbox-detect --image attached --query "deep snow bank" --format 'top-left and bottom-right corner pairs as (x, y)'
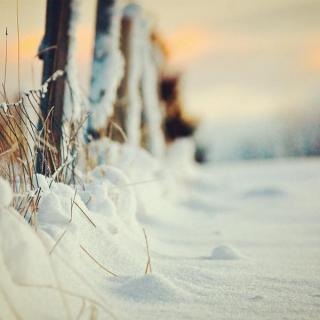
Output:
(1, 142), (320, 320)
(0, 138), (197, 319)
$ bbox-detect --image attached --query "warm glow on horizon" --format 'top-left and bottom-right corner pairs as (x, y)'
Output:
(163, 26), (212, 67)
(305, 45), (320, 72)
(0, 0), (319, 121)
(0, 25), (94, 98)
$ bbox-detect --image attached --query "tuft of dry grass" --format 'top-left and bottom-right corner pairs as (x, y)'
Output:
(0, 71), (87, 227)
(143, 228), (152, 275)
(80, 244), (118, 277)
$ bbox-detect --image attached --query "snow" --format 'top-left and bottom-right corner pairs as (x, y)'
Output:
(0, 177), (13, 207)
(40, 70), (64, 98)
(196, 115), (320, 161)
(141, 20), (166, 157)
(63, 0), (84, 122)
(209, 245), (243, 260)
(88, 0), (124, 132)
(123, 4), (144, 147)
(1, 142), (320, 319)
(87, 165), (138, 226)
(123, 3), (166, 153)
(0, 208), (53, 285)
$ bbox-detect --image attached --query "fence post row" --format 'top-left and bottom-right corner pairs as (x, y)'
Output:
(115, 4), (165, 155)
(37, 0), (73, 174)
(38, 0), (166, 173)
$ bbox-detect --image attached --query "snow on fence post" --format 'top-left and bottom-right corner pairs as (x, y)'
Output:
(141, 26), (166, 157)
(63, 0), (82, 124)
(115, 4), (144, 147)
(87, 0), (123, 140)
(37, 0), (73, 174)
(112, 12), (131, 142)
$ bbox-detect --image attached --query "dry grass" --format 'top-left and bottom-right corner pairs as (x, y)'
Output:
(0, 71), (87, 227)
(143, 228), (152, 275)
(0, 94), (42, 224)
(80, 244), (118, 277)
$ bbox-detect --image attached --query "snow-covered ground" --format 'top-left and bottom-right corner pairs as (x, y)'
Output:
(1, 140), (320, 319)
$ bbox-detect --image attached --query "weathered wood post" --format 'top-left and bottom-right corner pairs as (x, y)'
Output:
(141, 30), (166, 157)
(37, 0), (73, 174)
(115, 4), (143, 146)
(112, 13), (132, 142)
(115, 5), (166, 155)
(88, 0), (123, 140)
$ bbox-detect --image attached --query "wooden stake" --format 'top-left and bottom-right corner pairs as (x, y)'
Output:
(88, 0), (117, 140)
(112, 15), (132, 142)
(37, 0), (73, 173)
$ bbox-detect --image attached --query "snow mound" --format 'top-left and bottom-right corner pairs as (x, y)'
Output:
(0, 208), (54, 284)
(114, 273), (183, 302)
(165, 138), (197, 179)
(33, 174), (51, 192)
(80, 182), (116, 218)
(243, 187), (286, 198)
(0, 177), (13, 207)
(249, 295), (264, 301)
(209, 245), (243, 260)
(89, 165), (137, 225)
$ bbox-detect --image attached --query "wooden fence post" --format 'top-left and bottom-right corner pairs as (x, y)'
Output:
(112, 14), (132, 142)
(141, 30), (166, 156)
(114, 4), (143, 146)
(115, 4), (165, 154)
(37, 0), (73, 174)
(88, 0), (123, 140)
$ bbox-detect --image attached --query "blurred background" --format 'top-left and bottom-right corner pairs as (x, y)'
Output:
(1, 0), (320, 161)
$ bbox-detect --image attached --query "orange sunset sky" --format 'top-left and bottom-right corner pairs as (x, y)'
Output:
(0, 0), (319, 123)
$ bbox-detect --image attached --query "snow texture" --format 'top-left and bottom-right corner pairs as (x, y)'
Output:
(209, 244), (243, 260)
(1, 141), (320, 319)
(0, 177), (12, 207)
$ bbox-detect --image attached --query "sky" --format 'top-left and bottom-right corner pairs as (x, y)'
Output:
(0, 0), (319, 123)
